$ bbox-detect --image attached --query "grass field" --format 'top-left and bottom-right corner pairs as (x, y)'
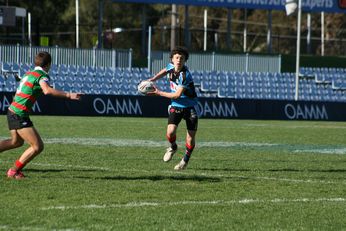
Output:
(0, 115), (346, 230)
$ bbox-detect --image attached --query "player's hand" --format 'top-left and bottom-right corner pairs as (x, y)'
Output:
(69, 93), (84, 100)
(146, 86), (160, 96)
(14, 74), (22, 82)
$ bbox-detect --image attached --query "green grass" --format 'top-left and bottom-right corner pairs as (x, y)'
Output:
(0, 116), (346, 230)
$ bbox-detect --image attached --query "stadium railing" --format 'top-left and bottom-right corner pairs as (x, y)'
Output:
(149, 51), (281, 74)
(0, 44), (132, 68)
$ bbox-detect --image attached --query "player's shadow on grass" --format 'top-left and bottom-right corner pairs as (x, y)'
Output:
(305, 169), (346, 173)
(76, 175), (221, 182)
(200, 168), (256, 172)
(25, 169), (66, 173)
(25, 168), (104, 173)
(26, 168), (221, 182)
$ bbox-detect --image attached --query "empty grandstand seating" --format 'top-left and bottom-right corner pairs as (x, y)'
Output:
(298, 67), (346, 101)
(1, 62), (345, 102)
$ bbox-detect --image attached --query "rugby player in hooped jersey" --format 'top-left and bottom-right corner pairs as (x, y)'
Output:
(0, 51), (82, 179)
(147, 46), (198, 170)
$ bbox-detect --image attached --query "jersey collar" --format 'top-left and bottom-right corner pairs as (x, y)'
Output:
(34, 66), (48, 74)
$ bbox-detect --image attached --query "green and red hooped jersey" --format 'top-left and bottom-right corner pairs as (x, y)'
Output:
(9, 68), (50, 117)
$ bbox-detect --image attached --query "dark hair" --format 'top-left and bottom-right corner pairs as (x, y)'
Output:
(34, 51), (52, 68)
(170, 46), (189, 61)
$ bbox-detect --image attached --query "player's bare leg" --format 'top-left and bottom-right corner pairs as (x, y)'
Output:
(16, 127), (44, 164)
(0, 130), (24, 152)
(163, 124), (178, 162)
(7, 127), (44, 179)
(174, 130), (196, 170)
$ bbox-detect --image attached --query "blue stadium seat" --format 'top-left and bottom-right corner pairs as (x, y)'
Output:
(59, 64), (69, 75)
(84, 81), (94, 90)
(69, 65), (78, 76)
(110, 83), (119, 95)
(0, 75), (5, 88)
(86, 66), (95, 76)
(54, 82), (64, 90)
(118, 84), (129, 95)
(1, 62), (12, 74)
(104, 71), (113, 80)
(22, 63), (33, 72)
(217, 86), (234, 98)
(95, 66), (105, 76)
(4, 85), (16, 92)
(140, 68), (152, 78)
(25, 63), (343, 101)
(76, 65), (88, 76)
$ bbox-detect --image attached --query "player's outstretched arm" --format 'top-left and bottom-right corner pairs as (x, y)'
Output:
(149, 68), (167, 82)
(40, 81), (83, 100)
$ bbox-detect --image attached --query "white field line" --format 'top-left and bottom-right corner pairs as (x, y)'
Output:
(43, 138), (278, 148)
(3, 136), (346, 155)
(40, 138), (346, 155)
(1, 136), (345, 154)
(48, 137), (346, 154)
(40, 198), (346, 210)
(0, 137), (277, 148)
(294, 148), (346, 155)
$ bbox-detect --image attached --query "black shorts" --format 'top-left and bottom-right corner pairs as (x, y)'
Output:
(7, 110), (33, 130)
(168, 106), (198, 131)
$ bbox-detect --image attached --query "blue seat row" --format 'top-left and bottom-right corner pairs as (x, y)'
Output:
(1, 62), (345, 102)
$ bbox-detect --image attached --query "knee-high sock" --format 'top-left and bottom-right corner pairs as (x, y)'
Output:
(167, 135), (177, 150)
(183, 143), (195, 162)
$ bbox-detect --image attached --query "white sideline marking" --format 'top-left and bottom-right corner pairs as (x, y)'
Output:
(43, 138), (277, 148)
(40, 198), (346, 210)
(44, 138), (165, 147)
(294, 148), (346, 155)
(1, 136), (345, 154)
(47, 137), (345, 154)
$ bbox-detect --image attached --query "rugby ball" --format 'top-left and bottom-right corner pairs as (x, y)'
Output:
(137, 80), (155, 95)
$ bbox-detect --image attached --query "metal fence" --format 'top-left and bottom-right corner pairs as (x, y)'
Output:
(1, 44), (281, 73)
(149, 51), (281, 74)
(0, 44), (132, 68)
